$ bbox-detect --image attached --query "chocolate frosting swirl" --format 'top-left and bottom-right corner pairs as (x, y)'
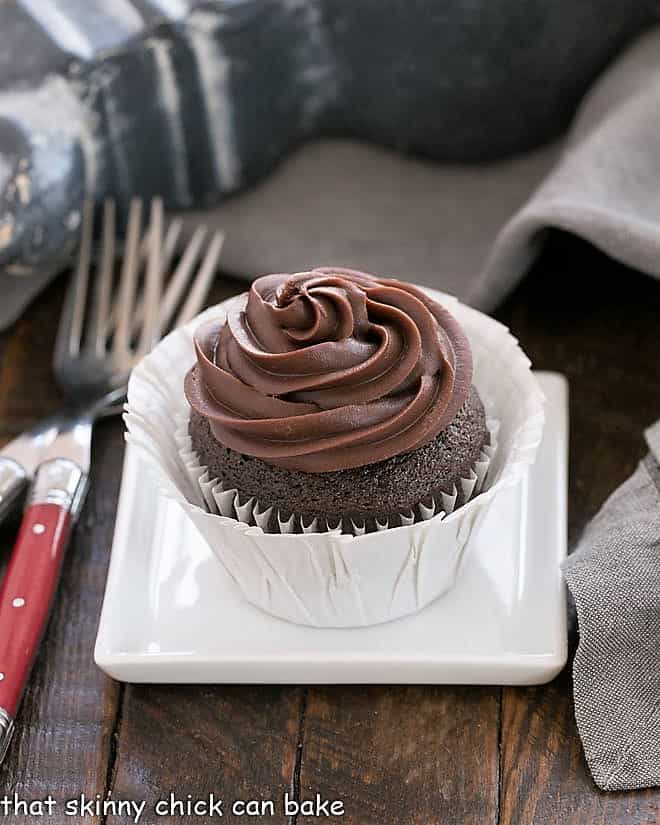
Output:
(185, 268), (473, 472)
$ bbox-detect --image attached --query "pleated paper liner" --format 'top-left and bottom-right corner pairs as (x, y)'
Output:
(124, 288), (545, 627)
(175, 413), (499, 536)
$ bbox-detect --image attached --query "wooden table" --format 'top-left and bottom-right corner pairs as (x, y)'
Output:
(0, 233), (658, 824)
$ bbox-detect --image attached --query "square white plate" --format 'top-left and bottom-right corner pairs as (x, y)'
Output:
(95, 371), (568, 685)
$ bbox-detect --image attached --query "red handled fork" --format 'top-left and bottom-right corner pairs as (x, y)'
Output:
(0, 198), (223, 763)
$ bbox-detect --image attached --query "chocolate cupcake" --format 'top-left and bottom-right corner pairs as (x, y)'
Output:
(184, 268), (489, 532)
(126, 272), (544, 626)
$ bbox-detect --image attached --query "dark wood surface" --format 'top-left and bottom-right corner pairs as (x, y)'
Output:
(0, 233), (659, 824)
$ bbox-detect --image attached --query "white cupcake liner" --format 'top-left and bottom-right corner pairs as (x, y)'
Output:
(174, 413), (498, 535)
(124, 288), (545, 628)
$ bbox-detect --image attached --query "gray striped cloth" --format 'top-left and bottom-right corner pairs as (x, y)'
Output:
(563, 420), (660, 791)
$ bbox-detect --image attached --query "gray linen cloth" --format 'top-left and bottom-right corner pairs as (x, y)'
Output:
(4, 28), (660, 320)
(178, 28), (660, 313)
(563, 423), (660, 791)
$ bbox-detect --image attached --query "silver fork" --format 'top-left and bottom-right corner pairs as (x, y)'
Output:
(0, 197), (223, 764)
(54, 196), (223, 404)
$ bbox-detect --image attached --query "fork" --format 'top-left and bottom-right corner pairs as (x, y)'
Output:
(55, 197), (223, 403)
(0, 197), (223, 763)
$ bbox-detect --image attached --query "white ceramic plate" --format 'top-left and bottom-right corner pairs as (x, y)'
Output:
(95, 371), (568, 686)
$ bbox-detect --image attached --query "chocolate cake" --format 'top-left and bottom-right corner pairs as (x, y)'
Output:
(185, 267), (489, 531)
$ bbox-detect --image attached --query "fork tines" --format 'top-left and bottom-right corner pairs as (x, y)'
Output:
(58, 197), (224, 363)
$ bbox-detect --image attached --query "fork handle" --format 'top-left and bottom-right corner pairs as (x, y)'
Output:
(0, 460), (86, 764)
(0, 458), (28, 525)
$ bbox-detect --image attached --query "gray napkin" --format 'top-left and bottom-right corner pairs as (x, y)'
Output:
(562, 420), (660, 791)
(4, 27), (660, 322)
(178, 27), (660, 312)
(471, 27), (660, 309)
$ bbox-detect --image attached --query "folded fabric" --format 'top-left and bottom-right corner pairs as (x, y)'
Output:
(472, 27), (660, 309)
(4, 27), (660, 326)
(562, 420), (660, 791)
(178, 28), (660, 312)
